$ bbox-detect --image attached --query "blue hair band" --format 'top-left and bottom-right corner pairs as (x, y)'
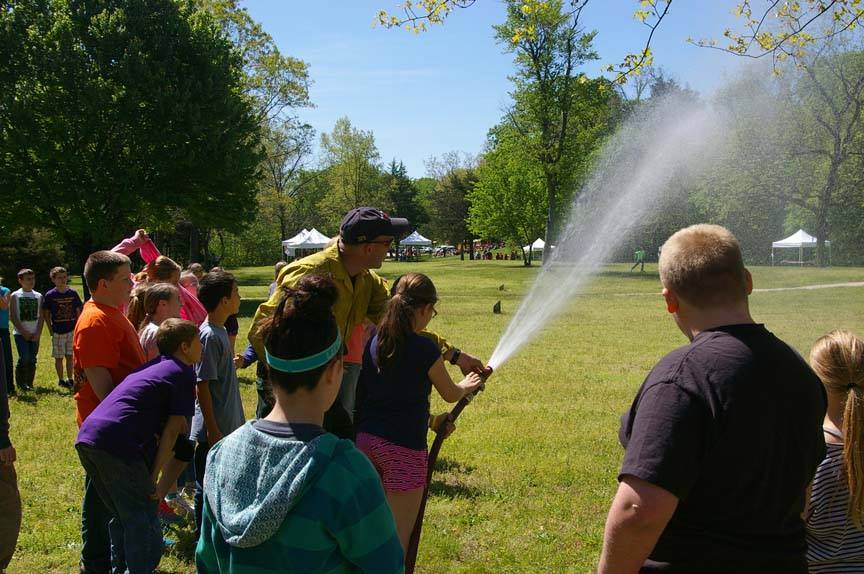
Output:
(265, 333), (342, 373)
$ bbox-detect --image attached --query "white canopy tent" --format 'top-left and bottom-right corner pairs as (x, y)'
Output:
(282, 228), (333, 257)
(771, 229), (830, 266)
(401, 230), (432, 246)
(522, 238), (545, 253)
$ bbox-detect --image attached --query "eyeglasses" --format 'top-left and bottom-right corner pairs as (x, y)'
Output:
(432, 307), (438, 318)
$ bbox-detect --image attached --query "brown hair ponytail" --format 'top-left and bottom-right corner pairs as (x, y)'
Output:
(810, 330), (864, 529)
(377, 273), (437, 369)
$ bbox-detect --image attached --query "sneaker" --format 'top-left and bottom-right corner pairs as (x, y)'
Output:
(165, 494), (193, 519)
(163, 536), (177, 547)
(59, 379), (73, 390)
(158, 499), (183, 525)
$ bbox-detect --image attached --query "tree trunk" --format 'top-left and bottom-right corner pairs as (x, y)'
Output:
(816, 150), (840, 267)
(543, 171), (557, 261)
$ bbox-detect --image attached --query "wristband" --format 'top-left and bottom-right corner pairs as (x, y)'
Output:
(449, 347), (462, 366)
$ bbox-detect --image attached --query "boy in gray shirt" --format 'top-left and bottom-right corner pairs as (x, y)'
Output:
(190, 270), (244, 535)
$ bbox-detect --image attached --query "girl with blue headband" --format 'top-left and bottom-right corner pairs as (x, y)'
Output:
(195, 274), (404, 574)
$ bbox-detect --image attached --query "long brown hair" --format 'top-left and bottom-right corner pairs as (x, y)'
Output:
(810, 330), (864, 529)
(376, 273), (437, 369)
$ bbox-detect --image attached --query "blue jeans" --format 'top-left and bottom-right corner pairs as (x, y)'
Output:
(81, 475), (111, 574)
(76, 445), (162, 574)
(12, 333), (38, 366)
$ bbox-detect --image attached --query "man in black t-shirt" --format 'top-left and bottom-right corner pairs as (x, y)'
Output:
(598, 224), (826, 574)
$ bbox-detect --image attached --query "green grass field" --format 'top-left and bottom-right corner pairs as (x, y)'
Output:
(5, 260), (864, 573)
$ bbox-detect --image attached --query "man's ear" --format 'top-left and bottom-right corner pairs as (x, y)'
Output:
(744, 268), (753, 295)
(662, 287), (679, 315)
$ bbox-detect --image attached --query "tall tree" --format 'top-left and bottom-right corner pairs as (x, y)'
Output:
(425, 152), (477, 257)
(384, 159), (428, 226)
(0, 0), (262, 266)
(494, 0), (605, 258)
(318, 117), (387, 227)
(785, 43), (864, 265)
(469, 124), (546, 266)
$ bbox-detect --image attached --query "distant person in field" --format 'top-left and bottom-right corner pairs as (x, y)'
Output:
(355, 272), (484, 554)
(248, 207), (485, 440)
(0, 332), (21, 574)
(630, 248), (645, 272)
(42, 266), (83, 390)
(74, 251), (146, 574)
(196, 275), (403, 574)
(805, 330), (864, 573)
(598, 224), (826, 574)
(76, 319), (201, 574)
(9, 269), (43, 392)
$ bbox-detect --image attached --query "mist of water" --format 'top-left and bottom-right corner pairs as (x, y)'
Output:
(488, 93), (729, 370)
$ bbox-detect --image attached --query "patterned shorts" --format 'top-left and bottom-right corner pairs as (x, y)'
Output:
(52, 331), (73, 358)
(356, 432), (428, 492)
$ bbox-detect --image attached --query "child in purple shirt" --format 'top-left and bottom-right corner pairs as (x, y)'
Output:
(42, 266), (83, 390)
(75, 318), (202, 574)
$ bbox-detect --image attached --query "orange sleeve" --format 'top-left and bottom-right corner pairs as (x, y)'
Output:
(75, 322), (120, 370)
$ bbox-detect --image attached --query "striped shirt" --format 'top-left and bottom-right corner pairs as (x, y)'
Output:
(806, 429), (864, 573)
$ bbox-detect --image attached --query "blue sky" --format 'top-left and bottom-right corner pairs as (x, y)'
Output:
(243, 1), (745, 177)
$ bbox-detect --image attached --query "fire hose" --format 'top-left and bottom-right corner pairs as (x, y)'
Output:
(404, 366), (493, 574)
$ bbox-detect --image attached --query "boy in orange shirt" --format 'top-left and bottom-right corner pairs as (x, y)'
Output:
(73, 250), (146, 574)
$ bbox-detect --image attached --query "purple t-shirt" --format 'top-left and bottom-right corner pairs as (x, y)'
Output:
(76, 355), (196, 466)
(43, 287), (83, 334)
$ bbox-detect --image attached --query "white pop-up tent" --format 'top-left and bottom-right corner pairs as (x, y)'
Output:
(401, 230), (432, 246)
(522, 238), (545, 254)
(282, 228), (333, 257)
(771, 229), (830, 266)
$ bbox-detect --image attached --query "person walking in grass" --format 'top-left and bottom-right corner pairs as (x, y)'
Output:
(354, 273), (484, 554)
(599, 224), (826, 574)
(196, 274), (403, 574)
(42, 266), (83, 390)
(805, 330), (864, 574)
(9, 269), (43, 392)
(630, 248), (645, 272)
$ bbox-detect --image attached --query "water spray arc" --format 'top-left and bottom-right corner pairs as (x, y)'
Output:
(488, 94), (728, 370)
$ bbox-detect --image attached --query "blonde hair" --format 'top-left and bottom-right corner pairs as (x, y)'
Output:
(659, 224), (748, 308)
(146, 255), (181, 283)
(810, 330), (864, 529)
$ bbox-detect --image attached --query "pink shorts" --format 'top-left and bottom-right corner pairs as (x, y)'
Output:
(356, 432), (427, 492)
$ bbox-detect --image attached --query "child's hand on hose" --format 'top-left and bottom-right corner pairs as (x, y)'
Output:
(430, 413), (456, 439)
(458, 371), (485, 395)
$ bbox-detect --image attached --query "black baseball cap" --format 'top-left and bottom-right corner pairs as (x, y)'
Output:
(339, 207), (411, 245)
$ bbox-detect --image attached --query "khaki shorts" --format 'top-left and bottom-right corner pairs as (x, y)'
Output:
(52, 331), (73, 358)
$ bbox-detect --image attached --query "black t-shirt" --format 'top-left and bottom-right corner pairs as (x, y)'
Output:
(355, 333), (441, 450)
(619, 324), (826, 574)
